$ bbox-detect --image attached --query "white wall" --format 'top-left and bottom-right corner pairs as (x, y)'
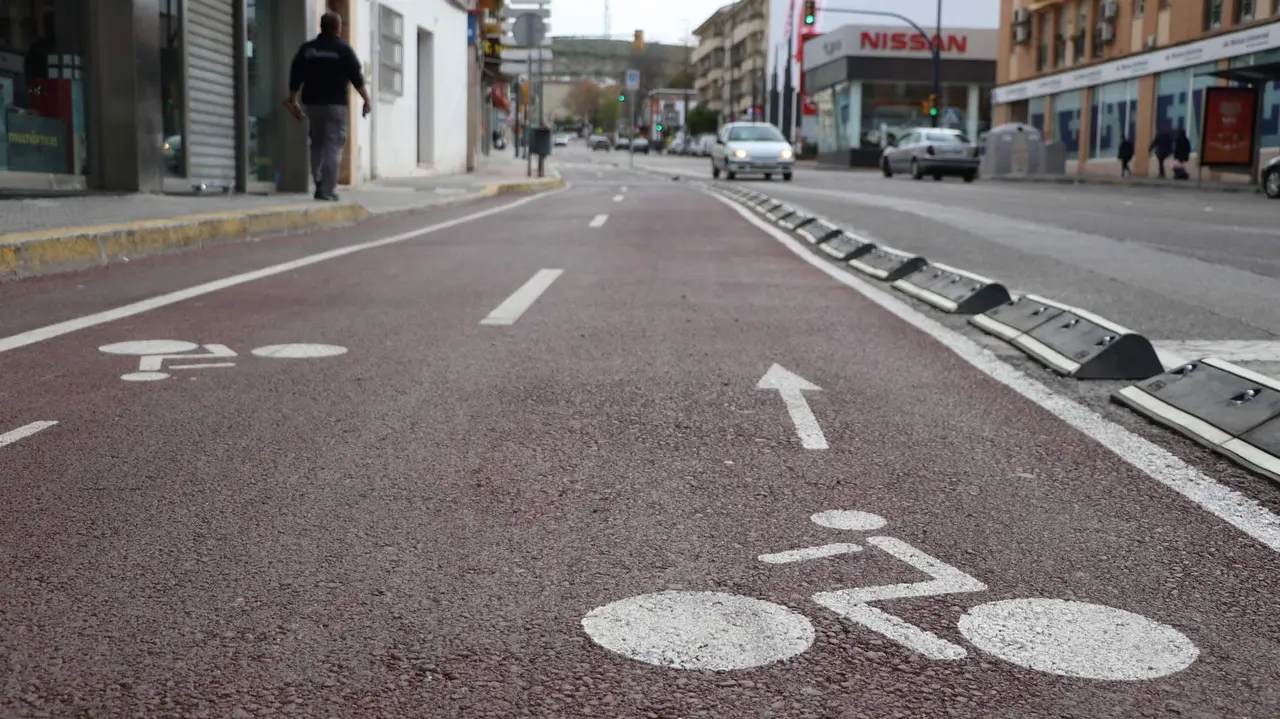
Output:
(353, 0), (469, 179)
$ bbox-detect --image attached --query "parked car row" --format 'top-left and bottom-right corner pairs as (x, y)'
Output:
(588, 134), (652, 154)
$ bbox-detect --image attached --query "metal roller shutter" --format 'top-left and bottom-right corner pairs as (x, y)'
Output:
(186, 0), (237, 189)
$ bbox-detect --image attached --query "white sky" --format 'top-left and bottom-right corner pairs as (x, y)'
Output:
(548, 0), (1001, 45)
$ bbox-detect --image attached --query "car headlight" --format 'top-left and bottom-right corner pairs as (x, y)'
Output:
(732, 149), (747, 159)
(780, 149), (793, 159)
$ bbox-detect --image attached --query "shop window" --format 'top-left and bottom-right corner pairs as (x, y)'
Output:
(1088, 79), (1137, 159)
(1229, 49), (1280, 147)
(159, 0), (184, 177)
(1153, 63), (1218, 154)
(1204, 0), (1223, 29)
(1053, 89), (1082, 153)
(0, 0), (91, 176)
(814, 88), (838, 153)
(378, 4), (404, 98)
(247, 0), (278, 183)
(833, 83), (853, 151)
(1029, 96), (1047, 134)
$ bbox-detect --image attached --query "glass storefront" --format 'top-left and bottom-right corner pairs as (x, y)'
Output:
(161, 0), (184, 178)
(1153, 62), (1217, 153)
(860, 82), (973, 148)
(1230, 49), (1280, 147)
(248, 0), (279, 183)
(1052, 89), (1082, 153)
(0, 0), (91, 176)
(1087, 79), (1138, 159)
(814, 88), (837, 153)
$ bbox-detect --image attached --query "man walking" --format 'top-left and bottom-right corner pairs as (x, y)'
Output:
(287, 12), (371, 201)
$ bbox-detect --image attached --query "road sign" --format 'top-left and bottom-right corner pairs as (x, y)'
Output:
(625, 69), (640, 91)
(511, 13), (546, 48)
(943, 107), (961, 127)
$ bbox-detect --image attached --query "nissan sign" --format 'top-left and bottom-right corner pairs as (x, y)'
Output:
(802, 24), (998, 69)
(860, 31), (969, 54)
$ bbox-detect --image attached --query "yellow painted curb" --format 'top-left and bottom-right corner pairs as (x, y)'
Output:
(481, 176), (566, 196)
(0, 202), (371, 281)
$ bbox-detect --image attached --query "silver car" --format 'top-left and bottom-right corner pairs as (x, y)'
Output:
(710, 122), (795, 181)
(881, 128), (979, 182)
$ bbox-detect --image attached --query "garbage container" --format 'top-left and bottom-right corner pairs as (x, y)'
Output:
(531, 127), (553, 157)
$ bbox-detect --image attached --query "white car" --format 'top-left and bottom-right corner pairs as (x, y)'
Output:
(710, 122), (795, 181)
(553, 133), (570, 147)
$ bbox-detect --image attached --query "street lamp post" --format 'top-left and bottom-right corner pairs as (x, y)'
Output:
(821, 6), (942, 128)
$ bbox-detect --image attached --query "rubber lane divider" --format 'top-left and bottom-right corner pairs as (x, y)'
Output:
(755, 199), (786, 216)
(766, 204), (797, 223)
(778, 211), (815, 232)
(847, 245), (927, 282)
(891, 261), (1012, 315)
(819, 232), (876, 262)
(796, 218), (844, 245)
(1113, 358), (1280, 483)
(971, 294), (1163, 380)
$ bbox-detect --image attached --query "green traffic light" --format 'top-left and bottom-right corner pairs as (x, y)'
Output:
(656, 124), (663, 131)
(618, 94), (626, 101)
(929, 107), (938, 116)
(804, 13), (814, 23)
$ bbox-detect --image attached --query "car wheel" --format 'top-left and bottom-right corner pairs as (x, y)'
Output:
(712, 160), (720, 179)
(764, 173), (773, 180)
(963, 172), (976, 183)
(881, 159), (893, 178)
(933, 174), (942, 181)
(727, 171), (737, 180)
(1266, 169), (1280, 198)
(911, 160), (923, 180)
(783, 172), (793, 181)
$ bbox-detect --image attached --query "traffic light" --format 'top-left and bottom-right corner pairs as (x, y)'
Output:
(927, 93), (938, 117)
(802, 0), (816, 26)
(618, 93), (626, 102)
(633, 29), (645, 52)
(656, 123), (663, 132)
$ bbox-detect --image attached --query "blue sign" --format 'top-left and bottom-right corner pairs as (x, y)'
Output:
(467, 13), (478, 45)
(942, 107), (962, 127)
(625, 70), (640, 90)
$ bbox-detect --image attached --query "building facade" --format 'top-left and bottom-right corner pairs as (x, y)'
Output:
(803, 24), (997, 167)
(994, 0), (1280, 178)
(693, 0), (770, 120)
(0, 0), (471, 197)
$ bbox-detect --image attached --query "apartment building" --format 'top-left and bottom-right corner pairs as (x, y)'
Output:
(995, 0), (1280, 177)
(693, 0), (770, 120)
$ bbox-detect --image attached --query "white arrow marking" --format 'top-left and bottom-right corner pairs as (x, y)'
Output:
(757, 363), (828, 450)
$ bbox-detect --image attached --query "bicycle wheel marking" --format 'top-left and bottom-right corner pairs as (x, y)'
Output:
(582, 590), (815, 671)
(957, 598), (1200, 681)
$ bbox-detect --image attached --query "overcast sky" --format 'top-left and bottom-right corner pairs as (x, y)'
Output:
(548, 0), (1001, 45)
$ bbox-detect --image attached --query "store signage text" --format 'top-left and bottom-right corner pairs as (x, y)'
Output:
(860, 32), (968, 54)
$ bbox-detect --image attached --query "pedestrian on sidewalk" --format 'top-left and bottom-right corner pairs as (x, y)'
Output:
(287, 12), (372, 202)
(1149, 125), (1173, 178)
(1172, 129), (1192, 180)
(1117, 135), (1134, 177)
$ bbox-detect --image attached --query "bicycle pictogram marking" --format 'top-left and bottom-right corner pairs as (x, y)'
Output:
(99, 339), (348, 381)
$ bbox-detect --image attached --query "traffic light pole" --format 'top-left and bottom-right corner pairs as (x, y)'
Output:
(814, 8), (941, 127)
(629, 95), (635, 169)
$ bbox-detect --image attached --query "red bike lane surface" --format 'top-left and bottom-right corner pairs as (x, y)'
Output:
(1, 179), (1277, 718)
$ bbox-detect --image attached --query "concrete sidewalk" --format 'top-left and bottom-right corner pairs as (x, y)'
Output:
(0, 153), (563, 281)
(987, 172), (1260, 194)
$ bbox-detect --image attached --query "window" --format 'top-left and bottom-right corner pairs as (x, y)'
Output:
(160, 0), (184, 177)
(1088, 79), (1137, 159)
(1029, 96), (1047, 134)
(1204, 0), (1223, 29)
(1134, 0), (1144, 17)
(1073, 4), (1087, 62)
(1054, 7), (1067, 66)
(1036, 14), (1049, 71)
(1053, 89), (1083, 152)
(727, 124), (785, 141)
(379, 4), (404, 97)
(814, 89), (838, 153)
(1153, 63), (1218, 154)
(1236, 0), (1257, 21)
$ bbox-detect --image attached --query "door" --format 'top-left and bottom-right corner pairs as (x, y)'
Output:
(185, 0), (237, 190)
(418, 28), (434, 167)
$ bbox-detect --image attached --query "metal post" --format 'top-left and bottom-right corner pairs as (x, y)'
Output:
(629, 95), (635, 168)
(932, 0), (941, 127)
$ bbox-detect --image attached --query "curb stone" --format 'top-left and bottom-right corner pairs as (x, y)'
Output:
(0, 176), (565, 282)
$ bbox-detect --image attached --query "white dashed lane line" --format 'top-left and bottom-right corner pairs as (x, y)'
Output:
(0, 421), (58, 449)
(589, 214), (609, 228)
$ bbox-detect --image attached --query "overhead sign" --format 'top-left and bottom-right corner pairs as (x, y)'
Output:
(992, 21), (1280, 104)
(625, 69), (640, 90)
(802, 24), (998, 69)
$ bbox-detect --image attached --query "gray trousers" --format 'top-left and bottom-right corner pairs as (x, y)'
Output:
(306, 104), (348, 196)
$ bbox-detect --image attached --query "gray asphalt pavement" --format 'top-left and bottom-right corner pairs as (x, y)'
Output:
(631, 151), (1280, 379)
(2, 148), (1280, 717)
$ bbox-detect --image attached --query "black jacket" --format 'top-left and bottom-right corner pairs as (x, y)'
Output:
(1173, 133), (1191, 162)
(289, 33), (364, 106)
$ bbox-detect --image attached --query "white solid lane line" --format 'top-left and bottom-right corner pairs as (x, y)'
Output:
(711, 191), (1280, 554)
(0, 421), (57, 449)
(0, 187), (568, 356)
(481, 269), (564, 326)
(589, 214), (609, 228)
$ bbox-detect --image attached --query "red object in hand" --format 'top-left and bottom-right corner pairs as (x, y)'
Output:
(283, 100), (304, 123)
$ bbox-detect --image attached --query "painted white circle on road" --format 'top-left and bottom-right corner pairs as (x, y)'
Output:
(811, 510), (888, 532)
(100, 340), (198, 356)
(121, 371), (170, 382)
(958, 598), (1199, 681)
(251, 343), (348, 359)
(582, 590), (814, 671)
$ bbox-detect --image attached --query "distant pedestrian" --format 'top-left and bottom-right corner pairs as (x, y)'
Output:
(1172, 129), (1192, 180)
(287, 12), (371, 201)
(1117, 135), (1134, 177)
(1149, 125), (1173, 178)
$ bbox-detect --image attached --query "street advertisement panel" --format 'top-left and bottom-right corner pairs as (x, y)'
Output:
(1199, 86), (1256, 169)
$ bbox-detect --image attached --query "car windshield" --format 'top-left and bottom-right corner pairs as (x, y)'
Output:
(728, 126), (786, 142)
(927, 131), (969, 144)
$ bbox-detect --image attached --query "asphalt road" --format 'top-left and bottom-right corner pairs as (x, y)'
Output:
(3, 152), (1279, 717)
(630, 151), (1280, 380)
